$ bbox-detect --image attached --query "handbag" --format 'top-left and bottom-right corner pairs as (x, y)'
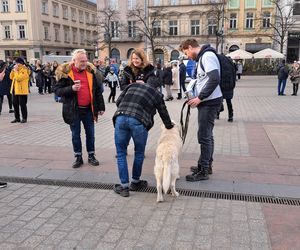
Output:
(290, 75), (295, 81)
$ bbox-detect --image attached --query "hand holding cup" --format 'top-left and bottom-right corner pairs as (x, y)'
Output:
(72, 80), (81, 91)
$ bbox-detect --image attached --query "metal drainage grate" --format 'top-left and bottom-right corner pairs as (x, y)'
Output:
(1, 176), (300, 206)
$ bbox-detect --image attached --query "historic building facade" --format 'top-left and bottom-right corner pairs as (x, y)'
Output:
(287, 0), (300, 62)
(96, 0), (145, 63)
(0, 0), (97, 61)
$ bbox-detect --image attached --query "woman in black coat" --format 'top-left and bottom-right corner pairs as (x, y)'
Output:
(120, 49), (155, 90)
(0, 61), (14, 114)
(162, 64), (173, 101)
(34, 60), (44, 95)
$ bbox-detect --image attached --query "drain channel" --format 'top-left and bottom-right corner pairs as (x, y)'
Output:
(1, 176), (299, 206)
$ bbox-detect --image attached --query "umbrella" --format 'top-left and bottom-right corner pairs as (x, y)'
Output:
(253, 48), (284, 59)
(226, 49), (253, 60)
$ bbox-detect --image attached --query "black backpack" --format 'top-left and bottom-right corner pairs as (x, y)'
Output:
(199, 49), (236, 92)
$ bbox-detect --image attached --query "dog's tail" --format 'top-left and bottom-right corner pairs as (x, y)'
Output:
(162, 161), (171, 194)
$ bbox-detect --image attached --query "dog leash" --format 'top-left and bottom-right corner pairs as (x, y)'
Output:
(180, 100), (191, 144)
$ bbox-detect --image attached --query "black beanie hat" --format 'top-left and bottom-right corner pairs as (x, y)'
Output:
(15, 57), (25, 65)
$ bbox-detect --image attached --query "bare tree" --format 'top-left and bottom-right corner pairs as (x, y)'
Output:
(97, 7), (121, 58)
(259, 0), (296, 53)
(127, 6), (166, 64)
(206, 0), (227, 53)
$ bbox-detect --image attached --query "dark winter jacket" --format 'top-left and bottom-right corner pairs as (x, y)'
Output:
(179, 62), (186, 85)
(54, 62), (105, 125)
(113, 82), (173, 131)
(120, 64), (155, 90)
(162, 67), (173, 86)
(0, 65), (12, 96)
(277, 64), (289, 80)
(35, 68), (45, 88)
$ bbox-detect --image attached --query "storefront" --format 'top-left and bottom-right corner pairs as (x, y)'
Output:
(287, 32), (300, 63)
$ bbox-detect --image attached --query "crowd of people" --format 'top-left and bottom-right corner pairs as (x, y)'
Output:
(0, 44), (299, 195)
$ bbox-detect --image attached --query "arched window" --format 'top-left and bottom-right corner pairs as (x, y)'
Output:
(127, 48), (135, 59)
(170, 50), (179, 60)
(229, 45), (239, 53)
(154, 49), (164, 64)
(111, 48), (120, 62)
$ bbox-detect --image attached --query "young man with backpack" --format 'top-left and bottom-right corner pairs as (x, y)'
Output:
(180, 39), (223, 181)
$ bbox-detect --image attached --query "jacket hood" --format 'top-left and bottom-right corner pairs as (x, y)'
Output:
(56, 62), (96, 81)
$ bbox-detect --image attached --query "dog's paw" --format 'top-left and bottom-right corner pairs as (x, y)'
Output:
(156, 195), (164, 203)
(172, 191), (179, 197)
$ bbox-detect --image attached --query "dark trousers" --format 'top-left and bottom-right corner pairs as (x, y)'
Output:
(0, 94), (13, 113)
(197, 104), (220, 170)
(12, 95), (28, 120)
(277, 79), (287, 95)
(44, 81), (52, 93)
(108, 86), (116, 102)
(178, 80), (187, 98)
(38, 87), (43, 94)
(70, 107), (95, 156)
(293, 83), (299, 95)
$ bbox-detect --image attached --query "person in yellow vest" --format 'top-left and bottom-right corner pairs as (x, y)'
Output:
(10, 57), (30, 123)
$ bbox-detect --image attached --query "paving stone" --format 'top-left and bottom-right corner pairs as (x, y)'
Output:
(173, 241), (194, 250)
(144, 219), (164, 232)
(1, 220), (26, 233)
(193, 235), (212, 249)
(0, 232), (11, 241)
(78, 232), (101, 249)
(196, 223), (213, 236)
(95, 242), (116, 250)
(0, 206), (15, 216)
(0, 215), (18, 226)
(34, 245), (55, 250)
(115, 239), (137, 250)
(43, 231), (68, 245)
(56, 240), (79, 250)
(102, 228), (124, 243)
(18, 210), (41, 221)
(0, 243), (17, 250)
(23, 196), (44, 206)
(58, 219), (80, 231)
(20, 235), (46, 248)
(8, 205), (31, 216)
(6, 229), (34, 243)
(66, 227), (90, 241)
(34, 224), (58, 236)
(176, 227), (195, 242)
(37, 207), (59, 218)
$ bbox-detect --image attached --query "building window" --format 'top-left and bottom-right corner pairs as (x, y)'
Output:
(72, 28), (77, 43)
(229, 13), (237, 29)
(54, 26), (60, 41)
(86, 30), (91, 44)
(208, 18), (217, 35)
(16, 0), (24, 12)
(262, 12), (271, 28)
(229, 0), (239, 9)
(18, 24), (26, 39)
(109, 0), (118, 10)
(80, 29), (84, 44)
(64, 27), (70, 42)
(294, 2), (300, 15)
(2, 0), (9, 12)
(85, 12), (90, 24)
(62, 5), (68, 19)
(53, 2), (59, 17)
(4, 25), (11, 39)
(111, 21), (119, 38)
(128, 21), (136, 38)
(245, 0), (255, 8)
(42, 0), (48, 14)
(153, 0), (161, 6)
(44, 25), (49, 40)
(191, 20), (200, 35)
(191, 0), (199, 4)
(153, 20), (161, 36)
(262, 0), (272, 7)
(79, 10), (84, 23)
(91, 14), (96, 25)
(246, 12), (254, 29)
(71, 8), (76, 21)
(170, 50), (180, 60)
(169, 20), (178, 36)
(170, 0), (178, 5)
(128, 0), (136, 10)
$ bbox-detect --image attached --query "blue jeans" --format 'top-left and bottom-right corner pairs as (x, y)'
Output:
(114, 115), (148, 185)
(70, 107), (95, 156)
(278, 79), (287, 95)
(197, 104), (220, 170)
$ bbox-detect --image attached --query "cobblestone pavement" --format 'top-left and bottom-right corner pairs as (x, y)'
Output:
(1, 75), (300, 249)
(0, 183), (271, 250)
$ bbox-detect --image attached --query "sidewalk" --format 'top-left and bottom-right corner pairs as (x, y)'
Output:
(0, 75), (300, 249)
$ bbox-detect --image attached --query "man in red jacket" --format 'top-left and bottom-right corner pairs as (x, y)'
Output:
(55, 49), (105, 168)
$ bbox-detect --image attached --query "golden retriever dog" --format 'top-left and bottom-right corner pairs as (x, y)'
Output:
(154, 123), (182, 202)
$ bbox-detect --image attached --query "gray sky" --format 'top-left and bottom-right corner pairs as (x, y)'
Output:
(88, 0), (96, 3)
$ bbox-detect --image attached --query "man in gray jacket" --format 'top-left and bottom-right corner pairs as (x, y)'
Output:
(180, 39), (222, 181)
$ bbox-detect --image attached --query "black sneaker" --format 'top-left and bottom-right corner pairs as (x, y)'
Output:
(190, 165), (213, 175)
(72, 155), (83, 168)
(20, 119), (27, 123)
(186, 170), (209, 182)
(113, 184), (129, 197)
(0, 182), (7, 188)
(88, 154), (99, 166)
(228, 118), (233, 122)
(9, 109), (14, 113)
(129, 180), (148, 191)
(11, 119), (20, 123)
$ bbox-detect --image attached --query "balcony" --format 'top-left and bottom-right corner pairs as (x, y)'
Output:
(105, 33), (143, 43)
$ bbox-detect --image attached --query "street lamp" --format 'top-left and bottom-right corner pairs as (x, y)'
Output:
(220, 0), (225, 54)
